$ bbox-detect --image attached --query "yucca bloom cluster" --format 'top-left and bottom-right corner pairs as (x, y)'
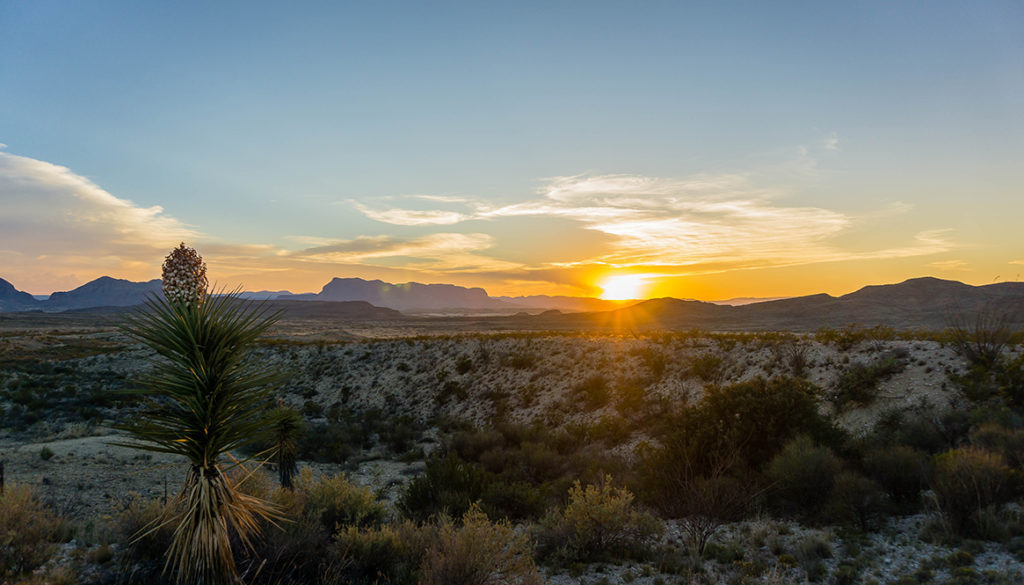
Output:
(162, 242), (208, 305)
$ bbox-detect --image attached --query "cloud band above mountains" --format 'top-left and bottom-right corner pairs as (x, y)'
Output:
(0, 147), (956, 296)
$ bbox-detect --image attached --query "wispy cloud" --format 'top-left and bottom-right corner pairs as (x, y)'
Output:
(931, 259), (970, 271)
(287, 233), (519, 272)
(349, 201), (470, 226)
(0, 150), (197, 291)
(349, 173), (952, 276)
(825, 132), (840, 150)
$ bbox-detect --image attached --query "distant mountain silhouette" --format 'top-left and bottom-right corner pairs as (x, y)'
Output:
(0, 277), (39, 312)
(282, 277), (514, 311)
(46, 276), (162, 310)
(545, 277), (1024, 331)
(4, 275), (1024, 331)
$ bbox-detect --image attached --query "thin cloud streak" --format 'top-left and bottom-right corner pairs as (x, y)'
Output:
(350, 173), (953, 275)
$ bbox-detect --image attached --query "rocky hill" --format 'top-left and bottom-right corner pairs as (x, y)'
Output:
(0, 277), (38, 312)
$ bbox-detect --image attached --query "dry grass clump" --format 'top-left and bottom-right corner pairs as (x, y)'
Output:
(0, 484), (70, 579)
(930, 446), (1014, 537)
(421, 505), (544, 585)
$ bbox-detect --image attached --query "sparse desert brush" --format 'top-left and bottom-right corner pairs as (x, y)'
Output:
(947, 305), (1018, 370)
(685, 353), (726, 383)
(572, 373), (610, 409)
(537, 475), (663, 564)
(421, 505), (544, 585)
(0, 484), (70, 579)
(832, 351), (907, 408)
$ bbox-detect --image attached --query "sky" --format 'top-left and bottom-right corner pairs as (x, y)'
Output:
(1, 1), (1023, 300)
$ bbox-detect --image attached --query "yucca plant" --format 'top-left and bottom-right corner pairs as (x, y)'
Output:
(270, 403), (304, 489)
(118, 243), (280, 585)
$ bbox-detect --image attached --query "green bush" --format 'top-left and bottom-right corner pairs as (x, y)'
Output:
(399, 453), (491, 522)
(537, 476), (663, 564)
(421, 506), (544, 585)
(863, 444), (931, 510)
(696, 376), (840, 469)
(766, 436), (842, 518)
(932, 447), (1014, 536)
(824, 470), (888, 531)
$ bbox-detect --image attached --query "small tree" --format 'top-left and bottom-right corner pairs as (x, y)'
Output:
(118, 243), (280, 584)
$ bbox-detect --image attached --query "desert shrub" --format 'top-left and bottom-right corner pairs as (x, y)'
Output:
(686, 354), (725, 383)
(833, 351), (906, 408)
(0, 484), (68, 578)
(307, 473), (388, 532)
(241, 470), (391, 583)
(630, 346), (668, 381)
(970, 423), (1024, 469)
(695, 376), (840, 469)
(299, 407), (424, 464)
(421, 506), (544, 585)
(872, 408), (971, 454)
(455, 355), (475, 375)
(536, 476), (663, 564)
(613, 377), (649, 416)
(246, 509), (331, 584)
(438, 423), (624, 520)
(501, 352), (536, 369)
(332, 520), (432, 585)
(783, 342), (810, 378)
(766, 436), (843, 518)
(931, 447), (1014, 536)
(114, 495), (175, 570)
(824, 470), (888, 531)
(573, 374), (610, 410)
(947, 307), (1016, 370)
(863, 445), (931, 510)
(399, 453), (491, 522)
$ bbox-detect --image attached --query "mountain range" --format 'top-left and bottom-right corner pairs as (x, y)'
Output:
(2, 275), (1023, 331)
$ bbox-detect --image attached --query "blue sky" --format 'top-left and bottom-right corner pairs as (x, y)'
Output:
(2, 1), (1022, 298)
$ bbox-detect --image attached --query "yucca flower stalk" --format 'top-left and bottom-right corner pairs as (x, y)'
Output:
(118, 243), (280, 585)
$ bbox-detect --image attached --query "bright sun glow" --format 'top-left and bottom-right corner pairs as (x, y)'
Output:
(598, 274), (650, 300)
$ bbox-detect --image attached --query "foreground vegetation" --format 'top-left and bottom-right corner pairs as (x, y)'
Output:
(2, 323), (1024, 584)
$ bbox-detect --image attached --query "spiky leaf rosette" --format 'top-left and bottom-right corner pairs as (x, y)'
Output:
(118, 290), (281, 584)
(163, 242), (208, 306)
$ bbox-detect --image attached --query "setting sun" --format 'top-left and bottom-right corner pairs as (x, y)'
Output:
(598, 274), (651, 300)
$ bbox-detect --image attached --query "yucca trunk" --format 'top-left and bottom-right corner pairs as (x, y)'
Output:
(164, 464), (269, 584)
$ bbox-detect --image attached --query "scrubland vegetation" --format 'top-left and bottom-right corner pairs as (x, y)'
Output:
(2, 322), (1024, 583)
